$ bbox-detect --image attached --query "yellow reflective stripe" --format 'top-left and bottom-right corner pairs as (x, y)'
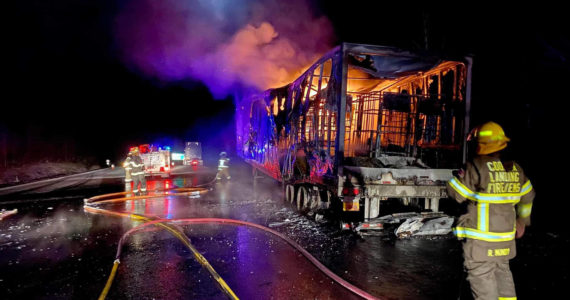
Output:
(479, 130), (493, 137)
(453, 227), (516, 242)
(449, 177), (476, 200)
(472, 192), (520, 203)
(498, 297), (517, 300)
(520, 180), (533, 196)
(449, 177), (523, 203)
(517, 202), (533, 218)
(478, 203), (489, 232)
(484, 204), (489, 232)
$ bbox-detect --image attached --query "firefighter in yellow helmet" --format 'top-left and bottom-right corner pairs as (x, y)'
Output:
(447, 122), (535, 300)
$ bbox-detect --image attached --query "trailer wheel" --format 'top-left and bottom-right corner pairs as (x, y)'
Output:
(308, 189), (321, 211)
(316, 189), (331, 210)
(285, 184), (295, 204)
(296, 186), (309, 212)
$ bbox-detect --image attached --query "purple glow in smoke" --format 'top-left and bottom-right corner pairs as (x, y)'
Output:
(114, 0), (335, 98)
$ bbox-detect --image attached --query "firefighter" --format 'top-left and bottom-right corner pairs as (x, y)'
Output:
(129, 147), (147, 195)
(447, 122), (535, 300)
(122, 151), (133, 191)
(216, 152), (231, 180)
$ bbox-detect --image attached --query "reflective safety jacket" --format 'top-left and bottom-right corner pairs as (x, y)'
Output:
(123, 157), (132, 170)
(129, 155), (145, 176)
(123, 156), (132, 181)
(447, 155), (535, 261)
(218, 157), (229, 170)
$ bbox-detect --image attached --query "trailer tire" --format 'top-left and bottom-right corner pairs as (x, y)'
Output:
(285, 184), (295, 204)
(308, 189), (321, 211)
(296, 186), (309, 212)
(317, 189), (331, 210)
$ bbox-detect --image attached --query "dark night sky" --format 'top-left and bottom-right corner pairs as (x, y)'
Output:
(6, 0), (238, 164)
(4, 2), (569, 185)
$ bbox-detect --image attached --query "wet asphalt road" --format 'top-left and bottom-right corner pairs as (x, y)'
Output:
(0, 162), (567, 299)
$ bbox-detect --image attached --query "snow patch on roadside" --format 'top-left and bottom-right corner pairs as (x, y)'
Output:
(0, 162), (98, 186)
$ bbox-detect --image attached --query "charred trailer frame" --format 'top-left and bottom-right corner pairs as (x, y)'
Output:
(237, 43), (472, 228)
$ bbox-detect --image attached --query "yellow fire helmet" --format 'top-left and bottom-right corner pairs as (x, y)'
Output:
(474, 121), (510, 155)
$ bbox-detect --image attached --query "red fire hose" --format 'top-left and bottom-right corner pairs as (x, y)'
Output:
(84, 188), (381, 300)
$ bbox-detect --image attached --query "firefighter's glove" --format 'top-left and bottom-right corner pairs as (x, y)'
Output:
(515, 218), (526, 239)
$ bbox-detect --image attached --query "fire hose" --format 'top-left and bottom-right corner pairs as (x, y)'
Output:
(85, 188), (237, 300)
(84, 188), (380, 300)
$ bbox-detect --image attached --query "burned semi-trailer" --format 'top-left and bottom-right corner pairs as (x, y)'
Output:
(236, 43), (472, 229)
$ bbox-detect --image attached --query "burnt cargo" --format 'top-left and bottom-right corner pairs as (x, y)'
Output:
(236, 43), (472, 228)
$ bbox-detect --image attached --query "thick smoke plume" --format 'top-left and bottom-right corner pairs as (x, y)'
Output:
(114, 0), (335, 97)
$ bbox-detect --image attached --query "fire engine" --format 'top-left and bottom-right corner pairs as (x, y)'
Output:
(135, 144), (171, 178)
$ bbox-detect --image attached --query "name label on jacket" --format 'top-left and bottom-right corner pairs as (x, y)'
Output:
(488, 248), (510, 257)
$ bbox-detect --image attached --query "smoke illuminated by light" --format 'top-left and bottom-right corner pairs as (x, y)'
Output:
(114, 0), (335, 98)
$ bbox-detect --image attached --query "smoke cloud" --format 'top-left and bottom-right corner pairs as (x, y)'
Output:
(114, 0), (335, 98)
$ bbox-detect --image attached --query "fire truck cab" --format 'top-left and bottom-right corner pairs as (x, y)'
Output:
(137, 144), (171, 178)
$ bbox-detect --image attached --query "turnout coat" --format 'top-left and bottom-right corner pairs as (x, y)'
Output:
(447, 155), (535, 261)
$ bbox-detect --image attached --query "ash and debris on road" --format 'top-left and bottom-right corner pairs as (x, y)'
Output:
(268, 207), (345, 253)
(227, 187), (456, 270)
(1, 172), (566, 299)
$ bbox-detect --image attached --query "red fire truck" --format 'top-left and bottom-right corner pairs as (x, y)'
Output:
(136, 144), (171, 178)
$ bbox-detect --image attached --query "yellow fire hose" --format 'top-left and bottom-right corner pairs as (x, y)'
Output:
(85, 186), (380, 300)
(85, 188), (239, 300)
(98, 259), (119, 300)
